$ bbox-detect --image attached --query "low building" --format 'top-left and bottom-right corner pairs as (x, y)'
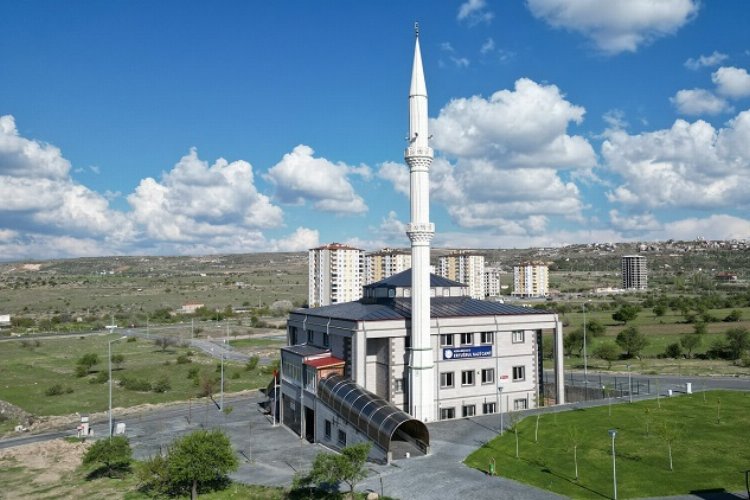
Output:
(179, 302), (204, 314)
(0, 314), (10, 328)
(276, 269), (564, 462)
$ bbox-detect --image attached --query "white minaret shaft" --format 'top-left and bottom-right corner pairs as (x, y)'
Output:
(405, 23), (435, 422)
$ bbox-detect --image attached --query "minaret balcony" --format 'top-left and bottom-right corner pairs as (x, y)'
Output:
(404, 146), (433, 158)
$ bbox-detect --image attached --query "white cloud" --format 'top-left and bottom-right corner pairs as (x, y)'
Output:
(457, 0), (494, 25)
(661, 214), (750, 241)
(264, 144), (368, 214)
(431, 78), (595, 168)
(270, 227), (319, 252)
(128, 148), (283, 242)
(602, 109), (628, 131)
(480, 37), (495, 54)
(609, 209), (662, 232)
(603, 110), (750, 210)
(0, 114), (133, 241)
(712, 66), (750, 99)
(685, 51), (728, 71)
(526, 0), (699, 54)
(380, 79), (594, 234)
(670, 89), (732, 115)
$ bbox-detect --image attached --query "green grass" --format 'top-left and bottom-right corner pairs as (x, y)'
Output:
(466, 390), (750, 498)
(0, 334), (274, 416)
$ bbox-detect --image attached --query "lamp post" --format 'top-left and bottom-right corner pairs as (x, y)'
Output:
(609, 429), (618, 500)
(108, 335), (127, 437)
(220, 353), (224, 412)
(498, 386), (504, 436)
(582, 302), (588, 384)
(627, 364), (632, 403)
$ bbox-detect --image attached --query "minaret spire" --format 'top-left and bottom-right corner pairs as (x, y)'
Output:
(405, 23), (435, 422)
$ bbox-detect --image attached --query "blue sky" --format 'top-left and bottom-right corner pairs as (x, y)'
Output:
(2, 0), (750, 260)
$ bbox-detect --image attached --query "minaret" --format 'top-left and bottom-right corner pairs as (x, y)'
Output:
(405, 23), (435, 422)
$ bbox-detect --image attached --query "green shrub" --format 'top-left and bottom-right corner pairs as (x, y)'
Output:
(176, 354), (191, 364)
(245, 356), (259, 371)
(119, 376), (152, 392)
(126, 336), (136, 342)
(90, 371), (109, 384)
(187, 366), (199, 379)
(75, 365), (88, 378)
(45, 384), (65, 396)
(231, 372), (240, 379)
(152, 377), (171, 393)
(82, 436), (132, 477)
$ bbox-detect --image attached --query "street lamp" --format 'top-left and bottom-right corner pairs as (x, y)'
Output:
(498, 386), (504, 436)
(109, 335), (127, 437)
(627, 364), (632, 403)
(220, 353), (225, 412)
(609, 429), (618, 500)
(582, 302), (588, 384)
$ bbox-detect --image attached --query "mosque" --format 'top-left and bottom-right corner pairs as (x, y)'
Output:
(273, 25), (565, 464)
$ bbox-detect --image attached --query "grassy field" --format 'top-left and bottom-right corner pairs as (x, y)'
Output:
(466, 390), (750, 498)
(0, 334), (275, 417)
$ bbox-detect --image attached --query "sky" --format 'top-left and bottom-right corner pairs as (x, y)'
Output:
(2, 0), (750, 260)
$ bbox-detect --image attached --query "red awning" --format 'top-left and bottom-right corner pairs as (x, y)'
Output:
(304, 356), (345, 368)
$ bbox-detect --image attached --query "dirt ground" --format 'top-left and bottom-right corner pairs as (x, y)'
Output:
(0, 439), (91, 499)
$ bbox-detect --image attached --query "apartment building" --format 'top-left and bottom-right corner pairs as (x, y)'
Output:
(364, 248), (411, 285)
(437, 252), (485, 299)
(513, 262), (549, 298)
(308, 243), (365, 307)
(621, 255), (647, 290)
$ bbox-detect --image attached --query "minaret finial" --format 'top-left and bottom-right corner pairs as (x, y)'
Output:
(414, 22), (419, 38)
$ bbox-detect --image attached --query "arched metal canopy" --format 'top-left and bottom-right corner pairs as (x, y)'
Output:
(318, 374), (429, 454)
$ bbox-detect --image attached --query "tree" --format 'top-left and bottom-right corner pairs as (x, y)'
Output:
(594, 342), (619, 369)
(616, 326), (648, 358)
(679, 333), (701, 358)
(653, 304), (666, 318)
(612, 304), (640, 325)
(82, 436), (132, 477)
(664, 342), (682, 359)
(563, 329), (584, 356)
(725, 327), (750, 360)
(724, 309), (742, 322)
(586, 319), (606, 337)
(76, 353), (99, 375)
(656, 421), (681, 471)
(167, 429), (238, 499)
(308, 442), (371, 496)
(693, 322), (708, 335)
(567, 426), (582, 481)
(154, 336), (178, 353)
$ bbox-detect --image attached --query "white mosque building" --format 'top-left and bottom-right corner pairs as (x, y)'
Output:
(275, 25), (565, 464)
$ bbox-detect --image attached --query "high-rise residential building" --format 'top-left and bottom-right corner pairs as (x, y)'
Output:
(364, 249), (411, 285)
(484, 267), (502, 297)
(438, 252), (485, 299)
(308, 243), (364, 307)
(621, 255), (647, 290)
(513, 262), (549, 297)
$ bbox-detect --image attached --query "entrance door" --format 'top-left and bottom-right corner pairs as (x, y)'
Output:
(304, 407), (315, 442)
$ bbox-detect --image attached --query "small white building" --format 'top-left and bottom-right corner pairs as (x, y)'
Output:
(0, 314), (11, 327)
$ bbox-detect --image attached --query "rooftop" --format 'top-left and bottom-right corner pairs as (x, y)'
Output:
(364, 269), (464, 289)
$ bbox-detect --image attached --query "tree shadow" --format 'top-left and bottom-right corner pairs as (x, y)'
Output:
(84, 463), (131, 481)
(688, 488), (745, 499)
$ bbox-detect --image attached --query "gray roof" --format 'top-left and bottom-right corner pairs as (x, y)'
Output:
(364, 269), (465, 289)
(294, 296), (546, 322)
(281, 345), (330, 356)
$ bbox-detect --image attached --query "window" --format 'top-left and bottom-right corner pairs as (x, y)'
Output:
(440, 334), (454, 347)
(512, 330), (525, 343)
(483, 402), (497, 414)
(324, 420), (332, 439)
(394, 378), (404, 393)
(289, 327), (298, 345)
(440, 372), (454, 389)
(461, 370), (474, 386)
(460, 333), (474, 345)
(440, 407), (455, 420)
(512, 365), (526, 382)
(514, 398), (528, 410)
(480, 332), (494, 344)
(481, 368), (494, 385)
(338, 430), (347, 446)
(462, 404), (476, 417)
(322, 332), (329, 347)
(307, 330), (314, 343)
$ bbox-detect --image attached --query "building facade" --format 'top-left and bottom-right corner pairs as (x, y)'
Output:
(438, 252), (486, 299)
(621, 255), (647, 290)
(364, 249), (411, 285)
(484, 266), (502, 297)
(308, 243), (365, 307)
(513, 262), (549, 298)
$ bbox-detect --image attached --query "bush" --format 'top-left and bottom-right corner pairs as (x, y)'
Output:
(75, 365), (89, 378)
(136, 452), (170, 495)
(664, 343), (682, 359)
(152, 376), (171, 393)
(119, 376), (152, 392)
(187, 367), (199, 379)
(176, 354), (191, 365)
(45, 384), (65, 396)
(90, 371), (109, 384)
(231, 372), (240, 380)
(245, 356), (259, 371)
(126, 336), (137, 342)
